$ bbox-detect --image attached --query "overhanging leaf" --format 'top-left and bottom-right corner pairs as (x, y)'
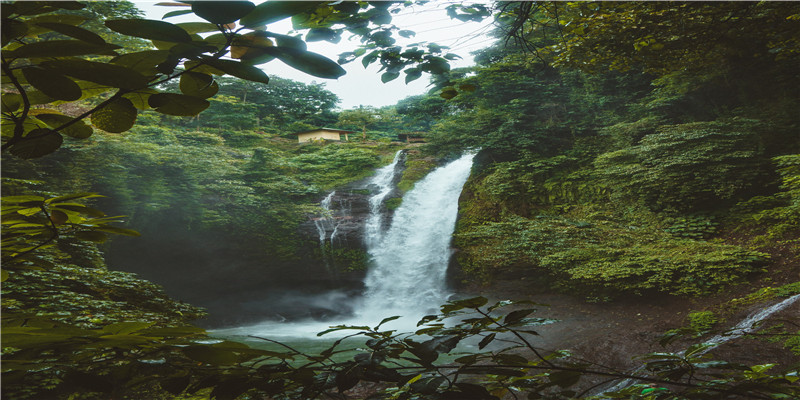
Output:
(9, 129), (63, 159)
(267, 47), (345, 79)
(179, 71), (212, 96)
(7, 40), (120, 58)
(34, 22), (105, 44)
(191, 1), (255, 25)
(111, 50), (171, 74)
(35, 114), (93, 139)
(91, 98), (137, 133)
(22, 67), (82, 101)
(148, 93), (210, 116)
(162, 9), (192, 19)
(105, 19), (192, 43)
(40, 59), (150, 90)
(240, 1), (324, 28)
(202, 59), (270, 84)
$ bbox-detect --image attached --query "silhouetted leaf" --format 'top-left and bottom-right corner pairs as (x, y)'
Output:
(175, 22), (219, 34)
(35, 113), (93, 139)
(202, 59), (270, 83)
(111, 50), (171, 74)
(91, 98), (137, 133)
(34, 22), (105, 44)
(7, 40), (120, 58)
(504, 309), (535, 325)
(148, 93), (210, 116)
(240, 1), (323, 27)
(191, 1), (254, 25)
(267, 47), (345, 79)
(105, 19), (191, 43)
(9, 129), (63, 159)
(231, 31), (274, 61)
(162, 9), (192, 19)
(1, 93), (22, 113)
(2, 18), (28, 46)
(22, 67), (81, 101)
(179, 71), (213, 96)
(381, 71), (399, 83)
(40, 59), (150, 89)
(374, 316), (401, 330)
(75, 231), (107, 243)
(405, 68), (422, 83)
(478, 333), (496, 350)
(306, 27), (340, 43)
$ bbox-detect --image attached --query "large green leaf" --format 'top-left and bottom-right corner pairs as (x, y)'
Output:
(240, 1), (324, 28)
(22, 67), (82, 101)
(2, 18), (28, 46)
(91, 98), (137, 133)
(35, 113), (93, 139)
(148, 93), (210, 116)
(105, 19), (192, 43)
(6, 40), (120, 58)
(201, 59), (270, 84)
(40, 59), (150, 90)
(267, 47), (345, 79)
(34, 22), (105, 44)
(176, 22), (220, 34)
(191, 1), (255, 25)
(1, 93), (22, 113)
(179, 72), (218, 98)
(111, 50), (171, 74)
(9, 129), (63, 159)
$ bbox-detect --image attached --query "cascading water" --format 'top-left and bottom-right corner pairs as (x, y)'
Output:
(213, 151), (475, 338)
(358, 152), (476, 322)
(313, 191), (336, 270)
(364, 150), (406, 248)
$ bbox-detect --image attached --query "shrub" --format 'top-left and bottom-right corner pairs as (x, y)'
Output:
(595, 119), (772, 212)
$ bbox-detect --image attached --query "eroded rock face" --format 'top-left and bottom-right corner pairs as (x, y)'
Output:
(297, 153), (407, 282)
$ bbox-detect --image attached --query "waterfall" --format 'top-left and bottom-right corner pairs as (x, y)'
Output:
(358, 152), (476, 321)
(212, 151), (475, 338)
(313, 191), (336, 270)
(363, 150), (406, 248)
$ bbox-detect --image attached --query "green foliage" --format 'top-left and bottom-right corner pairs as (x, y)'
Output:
(455, 213), (767, 297)
(384, 197), (402, 211)
(397, 155), (437, 193)
(686, 311), (718, 334)
(729, 154), (800, 254)
(663, 215), (719, 240)
(595, 119), (772, 212)
(1, 192), (140, 277)
(7, 296), (797, 399)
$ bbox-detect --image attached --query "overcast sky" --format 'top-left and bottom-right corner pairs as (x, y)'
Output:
(135, 1), (496, 110)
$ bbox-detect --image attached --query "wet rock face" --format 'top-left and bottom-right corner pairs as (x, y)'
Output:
(297, 153), (407, 278)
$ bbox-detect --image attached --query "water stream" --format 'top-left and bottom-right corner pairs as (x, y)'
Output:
(214, 152), (475, 338)
(600, 293), (800, 394)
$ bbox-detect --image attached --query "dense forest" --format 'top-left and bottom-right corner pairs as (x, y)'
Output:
(2, 1), (799, 399)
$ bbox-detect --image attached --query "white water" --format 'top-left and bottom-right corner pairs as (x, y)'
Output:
(214, 152), (475, 338)
(359, 152), (476, 322)
(313, 191), (336, 270)
(364, 150), (405, 248)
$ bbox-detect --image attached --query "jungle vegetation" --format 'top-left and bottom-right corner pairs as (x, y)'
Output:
(2, 1), (799, 399)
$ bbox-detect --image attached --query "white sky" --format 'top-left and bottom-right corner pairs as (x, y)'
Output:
(135, 1), (497, 110)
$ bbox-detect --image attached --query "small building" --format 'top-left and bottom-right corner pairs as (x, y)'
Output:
(292, 128), (354, 143)
(397, 132), (426, 143)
